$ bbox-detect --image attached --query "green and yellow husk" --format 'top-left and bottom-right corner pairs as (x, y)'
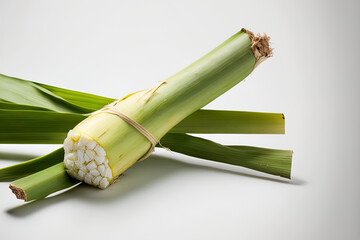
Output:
(67, 28), (272, 184)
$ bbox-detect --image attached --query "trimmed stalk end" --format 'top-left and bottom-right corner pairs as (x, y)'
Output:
(63, 130), (114, 189)
(9, 184), (26, 201)
(242, 28), (273, 68)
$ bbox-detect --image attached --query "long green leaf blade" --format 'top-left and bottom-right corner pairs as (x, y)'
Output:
(0, 74), (99, 113)
(0, 110), (85, 143)
(160, 133), (292, 179)
(5, 133), (292, 201)
(0, 148), (64, 181)
(37, 83), (114, 111)
(0, 102), (51, 111)
(0, 109), (285, 144)
(1, 133), (291, 181)
(0, 74), (285, 136)
(173, 110), (284, 134)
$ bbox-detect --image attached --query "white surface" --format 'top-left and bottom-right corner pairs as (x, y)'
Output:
(1, 0), (359, 239)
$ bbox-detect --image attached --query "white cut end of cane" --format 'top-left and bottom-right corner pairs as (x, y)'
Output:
(86, 161), (97, 170)
(78, 170), (86, 180)
(99, 178), (109, 189)
(105, 169), (112, 178)
(90, 169), (100, 177)
(85, 149), (96, 159)
(84, 174), (94, 185)
(63, 130), (114, 189)
(67, 153), (74, 161)
(65, 159), (75, 170)
(67, 130), (73, 137)
(66, 169), (77, 179)
(79, 166), (88, 174)
(77, 150), (84, 161)
(77, 154), (85, 164)
(98, 164), (105, 176)
(75, 160), (83, 169)
(94, 156), (105, 165)
(93, 176), (102, 186)
(94, 145), (106, 157)
(84, 153), (90, 163)
(64, 138), (74, 151)
(87, 140), (97, 150)
(71, 132), (81, 141)
(78, 136), (86, 146)
(78, 145), (86, 150)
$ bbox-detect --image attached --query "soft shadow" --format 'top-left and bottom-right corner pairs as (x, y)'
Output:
(287, 177), (306, 186)
(7, 155), (185, 217)
(6, 154), (305, 216)
(178, 159), (307, 186)
(0, 152), (38, 161)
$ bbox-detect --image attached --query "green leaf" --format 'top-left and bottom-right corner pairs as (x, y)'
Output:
(0, 148), (64, 181)
(1, 73), (291, 200)
(0, 109), (285, 144)
(0, 110), (85, 144)
(161, 133), (292, 179)
(0, 73), (285, 137)
(37, 82), (114, 111)
(0, 73), (104, 113)
(5, 133), (292, 201)
(0, 102), (51, 111)
(173, 110), (284, 134)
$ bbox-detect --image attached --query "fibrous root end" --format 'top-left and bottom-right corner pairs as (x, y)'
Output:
(242, 28), (273, 68)
(9, 184), (26, 201)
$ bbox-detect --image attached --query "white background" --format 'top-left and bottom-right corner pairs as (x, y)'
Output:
(1, 0), (359, 239)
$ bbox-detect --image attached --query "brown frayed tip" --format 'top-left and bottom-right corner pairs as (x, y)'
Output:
(9, 184), (26, 201)
(242, 28), (273, 68)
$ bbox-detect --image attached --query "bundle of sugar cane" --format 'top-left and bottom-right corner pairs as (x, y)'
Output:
(1, 28), (292, 202)
(60, 28), (272, 189)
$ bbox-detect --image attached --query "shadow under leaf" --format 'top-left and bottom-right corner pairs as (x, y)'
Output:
(0, 152), (38, 161)
(6, 154), (305, 217)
